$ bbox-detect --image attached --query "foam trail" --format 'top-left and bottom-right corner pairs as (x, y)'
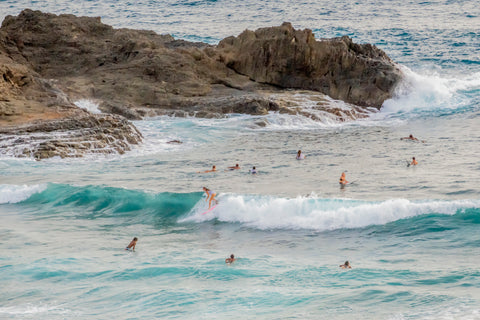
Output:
(182, 194), (480, 231)
(0, 304), (70, 316)
(0, 184), (47, 204)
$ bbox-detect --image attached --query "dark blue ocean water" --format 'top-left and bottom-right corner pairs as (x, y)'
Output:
(1, 1), (479, 319)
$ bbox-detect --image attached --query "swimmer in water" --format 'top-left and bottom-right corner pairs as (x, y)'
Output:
(339, 261), (351, 269)
(250, 166), (257, 174)
(227, 164), (240, 170)
(339, 172), (348, 185)
(198, 165), (217, 173)
(401, 134), (425, 143)
(410, 157), (418, 166)
(296, 150), (306, 160)
(401, 134), (418, 141)
(225, 254), (236, 264)
(125, 237), (138, 251)
(203, 187), (217, 209)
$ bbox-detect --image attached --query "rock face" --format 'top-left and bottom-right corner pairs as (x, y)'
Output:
(217, 22), (402, 108)
(0, 10), (403, 159)
(0, 9), (266, 120)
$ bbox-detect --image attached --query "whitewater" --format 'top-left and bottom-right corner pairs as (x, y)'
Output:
(1, 0), (480, 319)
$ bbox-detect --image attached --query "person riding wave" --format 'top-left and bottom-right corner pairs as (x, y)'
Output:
(203, 187), (218, 209)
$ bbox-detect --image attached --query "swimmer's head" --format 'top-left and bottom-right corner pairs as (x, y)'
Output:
(230, 254), (234, 259)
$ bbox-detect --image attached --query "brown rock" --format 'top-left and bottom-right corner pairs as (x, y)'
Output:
(217, 22), (402, 108)
(0, 10), (405, 159)
(1, 10), (403, 120)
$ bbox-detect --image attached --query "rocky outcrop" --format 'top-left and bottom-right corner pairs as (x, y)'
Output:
(0, 9), (265, 120)
(0, 37), (143, 159)
(1, 10), (401, 117)
(0, 112), (142, 159)
(217, 22), (402, 108)
(0, 10), (403, 159)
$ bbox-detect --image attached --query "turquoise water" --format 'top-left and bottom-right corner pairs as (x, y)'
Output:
(1, 184), (480, 318)
(1, 0), (480, 319)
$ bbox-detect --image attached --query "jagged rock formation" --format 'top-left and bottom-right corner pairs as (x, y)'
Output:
(0, 10), (403, 159)
(217, 22), (402, 108)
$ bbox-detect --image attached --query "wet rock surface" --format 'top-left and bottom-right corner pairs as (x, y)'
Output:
(0, 112), (143, 159)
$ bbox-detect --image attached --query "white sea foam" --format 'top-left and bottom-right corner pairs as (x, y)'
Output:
(0, 184), (47, 204)
(260, 112), (331, 130)
(259, 91), (378, 130)
(182, 194), (480, 231)
(127, 116), (197, 157)
(381, 66), (480, 114)
(74, 99), (102, 114)
(0, 304), (71, 315)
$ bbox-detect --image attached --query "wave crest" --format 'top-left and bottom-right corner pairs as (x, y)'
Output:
(0, 184), (47, 204)
(183, 194), (480, 231)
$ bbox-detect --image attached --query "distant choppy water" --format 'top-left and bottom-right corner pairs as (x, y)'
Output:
(1, 1), (480, 319)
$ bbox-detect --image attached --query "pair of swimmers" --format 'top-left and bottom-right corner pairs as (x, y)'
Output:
(228, 164), (257, 174)
(198, 164), (243, 173)
(126, 238), (232, 264)
(402, 134), (423, 165)
(226, 254), (350, 266)
(225, 254), (350, 269)
(199, 164), (257, 174)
